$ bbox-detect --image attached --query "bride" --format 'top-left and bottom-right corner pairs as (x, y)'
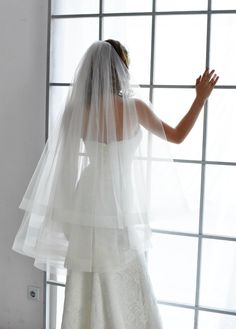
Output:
(12, 39), (218, 328)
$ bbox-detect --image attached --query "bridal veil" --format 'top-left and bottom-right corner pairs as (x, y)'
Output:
(12, 41), (189, 277)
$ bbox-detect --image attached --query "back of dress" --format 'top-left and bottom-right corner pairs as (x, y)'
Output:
(79, 127), (143, 226)
(62, 126), (152, 272)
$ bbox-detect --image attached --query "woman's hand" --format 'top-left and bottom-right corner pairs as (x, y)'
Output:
(195, 68), (219, 101)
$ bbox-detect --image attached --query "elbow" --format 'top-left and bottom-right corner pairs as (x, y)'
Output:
(167, 135), (183, 144)
(164, 126), (186, 144)
(173, 127), (188, 144)
(175, 135), (185, 144)
(170, 129), (185, 144)
(172, 138), (182, 144)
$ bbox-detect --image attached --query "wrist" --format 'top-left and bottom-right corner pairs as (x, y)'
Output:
(195, 95), (206, 106)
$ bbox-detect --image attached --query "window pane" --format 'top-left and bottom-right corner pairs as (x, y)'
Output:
(200, 238), (236, 311)
(210, 14), (236, 85)
(133, 87), (150, 156)
(50, 18), (99, 83)
(103, 0), (152, 13)
(153, 88), (203, 160)
(103, 16), (152, 84)
(154, 15), (207, 85)
(206, 90), (236, 162)
(156, 0), (207, 11)
(198, 310), (236, 329)
(148, 233), (198, 304)
(158, 305), (194, 329)
(51, 0), (99, 15)
(49, 86), (70, 138)
(212, 0), (236, 10)
(133, 86), (150, 104)
(46, 284), (65, 329)
(150, 162), (201, 233)
(203, 165), (236, 237)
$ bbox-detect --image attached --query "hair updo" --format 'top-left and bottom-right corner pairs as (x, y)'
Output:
(105, 39), (129, 68)
(85, 39), (129, 107)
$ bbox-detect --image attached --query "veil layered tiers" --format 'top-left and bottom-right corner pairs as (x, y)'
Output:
(12, 41), (189, 276)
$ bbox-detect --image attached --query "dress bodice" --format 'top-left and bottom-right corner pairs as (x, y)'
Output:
(84, 128), (142, 169)
(74, 128), (144, 228)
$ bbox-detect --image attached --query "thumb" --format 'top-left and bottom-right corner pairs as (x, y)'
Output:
(196, 75), (201, 84)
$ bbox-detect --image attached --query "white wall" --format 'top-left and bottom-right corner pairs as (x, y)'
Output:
(0, 0), (48, 328)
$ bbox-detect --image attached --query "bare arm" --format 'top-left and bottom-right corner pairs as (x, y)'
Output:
(136, 68), (219, 144)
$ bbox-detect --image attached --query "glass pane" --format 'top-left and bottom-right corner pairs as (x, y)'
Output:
(150, 162), (201, 233)
(133, 86), (150, 104)
(210, 14), (236, 85)
(103, 16), (152, 84)
(103, 0), (152, 13)
(158, 304), (194, 329)
(50, 18), (99, 83)
(153, 88), (203, 160)
(206, 89), (236, 162)
(133, 87), (150, 156)
(46, 283), (65, 329)
(212, 0), (236, 10)
(200, 238), (236, 311)
(52, 0), (99, 15)
(198, 310), (236, 329)
(154, 15), (207, 85)
(203, 165), (236, 237)
(49, 86), (70, 138)
(156, 0), (207, 11)
(148, 233), (198, 304)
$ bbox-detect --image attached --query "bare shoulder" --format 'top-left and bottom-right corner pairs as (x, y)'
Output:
(134, 98), (149, 110)
(133, 98), (152, 122)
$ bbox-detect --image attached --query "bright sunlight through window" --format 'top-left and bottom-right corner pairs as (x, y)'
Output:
(45, 1), (236, 328)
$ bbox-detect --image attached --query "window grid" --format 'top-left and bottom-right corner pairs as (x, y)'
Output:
(50, 83), (236, 88)
(51, 9), (236, 19)
(193, 0), (211, 326)
(44, 0), (52, 328)
(45, 0), (236, 328)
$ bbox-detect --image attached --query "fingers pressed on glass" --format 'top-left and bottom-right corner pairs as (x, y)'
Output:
(208, 70), (215, 78)
(209, 75), (219, 86)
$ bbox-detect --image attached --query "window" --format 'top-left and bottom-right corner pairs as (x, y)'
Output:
(45, 1), (236, 328)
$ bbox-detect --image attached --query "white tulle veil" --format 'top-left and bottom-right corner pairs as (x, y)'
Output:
(12, 40), (189, 276)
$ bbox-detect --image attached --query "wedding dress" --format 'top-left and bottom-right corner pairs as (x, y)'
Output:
(61, 129), (163, 329)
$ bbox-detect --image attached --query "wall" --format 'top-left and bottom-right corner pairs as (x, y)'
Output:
(0, 0), (48, 328)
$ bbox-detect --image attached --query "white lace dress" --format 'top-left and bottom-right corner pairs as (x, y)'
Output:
(61, 130), (164, 329)
(61, 252), (163, 329)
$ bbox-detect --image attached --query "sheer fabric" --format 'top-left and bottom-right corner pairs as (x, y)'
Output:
(12, 41), (189, 276)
